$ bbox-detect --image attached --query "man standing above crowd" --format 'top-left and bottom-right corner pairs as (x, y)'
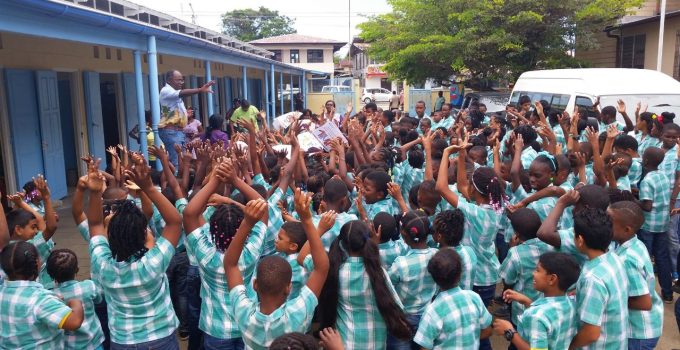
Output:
(159, 70), (215, 166)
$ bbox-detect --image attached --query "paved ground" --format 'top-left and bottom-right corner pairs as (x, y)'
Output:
(52, 198), (680, 349)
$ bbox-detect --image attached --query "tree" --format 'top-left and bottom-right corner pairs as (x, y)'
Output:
(222, 7), (296, 42)
(358, 0), (643, 84)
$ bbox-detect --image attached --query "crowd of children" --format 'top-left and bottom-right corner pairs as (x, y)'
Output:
(0, 96), (678, 350)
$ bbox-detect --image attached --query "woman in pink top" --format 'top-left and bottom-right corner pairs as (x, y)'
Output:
(183, 107), (203, 142)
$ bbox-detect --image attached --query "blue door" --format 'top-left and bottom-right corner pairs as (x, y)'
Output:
(83, 72), (106, 168)
(121, 72), (140, 151)
(35, 71), (67, 199)
(4, 69), (45, 190)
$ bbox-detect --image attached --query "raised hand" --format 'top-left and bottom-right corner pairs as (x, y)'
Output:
(387, 182), (403, 201)
(513, 133), (524, 152)
(86, 159), (106, 193)
(294, 188), (313, 221)
(606, 124), (621, 140)
(616, 99), (626, 114)
(557, 189), (580, 207)
(7, 192), (25, 207)
(244, 199), (267, 225)
(124, 179), (141, 193)
(125, 154), (152, 190)
(317, 210), (337, 234)
(149, 145), (168, 163)
(33, 175), (50, 199)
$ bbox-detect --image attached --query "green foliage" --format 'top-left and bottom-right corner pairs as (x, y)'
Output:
(358, 0), (643, 83)
(221, 7), (296, 42)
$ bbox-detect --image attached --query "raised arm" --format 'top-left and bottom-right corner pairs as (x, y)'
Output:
(183, 160), (226, 234)
(72, 176), (89, 225)
(85, 159), (106, 237)
(537, 190), (579, 248)
(178, 80), (215, 97)
(435, 145), (462, 208)
(423, 132), (435, 181)
(241, 119), (262, 176)
(294, 188), (330, 297)
(585, 128), (606, 187)
(510, 133), (524, 192)
(151, 146), (185, 202)
(34, 175), (57, 240)
(127, 154), (182, 247)
(0, 192), (8, 251)
(617, 99), (634, 133)
(224, 199), (268, 289)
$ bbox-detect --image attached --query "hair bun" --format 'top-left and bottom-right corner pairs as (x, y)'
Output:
(662, 112), (676, 123)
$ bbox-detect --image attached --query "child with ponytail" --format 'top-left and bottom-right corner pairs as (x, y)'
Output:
(435, 139), (505, 350)
(386, 211), (438, 349)
(316, 220), (411, 349)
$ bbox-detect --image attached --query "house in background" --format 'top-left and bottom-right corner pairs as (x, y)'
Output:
(250, 34), (345, 75)
(349, 37), (397, 91)
(576, 0), (680, 80)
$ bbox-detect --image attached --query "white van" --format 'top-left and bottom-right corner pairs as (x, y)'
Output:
(509, 68), (680, 123)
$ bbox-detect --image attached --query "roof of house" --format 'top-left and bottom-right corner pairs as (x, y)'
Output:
(607, 10), (680, 30)
(250, 33), (344, 45)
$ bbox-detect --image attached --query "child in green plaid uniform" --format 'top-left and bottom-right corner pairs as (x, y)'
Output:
(432, 209), (477, 290)
(571, 208), (628, 350)
(181, 161), (272, 348)
(47, 249), (105, 350)
(612, 134), (642, 188)
(226, 191), (329, 350)
(511, 151), (562, 225)
(500, 208), (553, 327)
(354, 170), (400, 220)
(387, 211), (438, 349)
(493, 252), (580, 350)
(0, 241), (85, 349)
(373, 212), (408, 269)
(314, 178), (358, 250)
(637, 147), (674, 301)
(85, 155), (184, 349)
(414, 249), (493, 349)
(609, 201), (664, 347)
(316, 220), (411, 350)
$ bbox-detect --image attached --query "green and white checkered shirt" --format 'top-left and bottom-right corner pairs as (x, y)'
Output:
(639, 170), (671, 232)
(660, 146), (679, 185)
(413, 286), (492, 349)
(314, 212), (358, 250)
(635, 134), (662, 157)
(262, 188), (286, 256)
(575, 252), (628, 350)
(557, 229), (588, 266)
(518, 295), (577, 350)
(457, 201), (501, 286)
(614, 237), (663, 339)
(521, 147), (538, 170)
(451, 245), (477, 291)
(89, 235), (178, 344)
(553, 125), (567, 153)
(398, 163), (425, 202)
(628, 158), (642, 189)
(24, 234), (56, 289)
(230, 284), (317, 350)
(53, 280), (105, 350)
(514, 187), (560, 228)
(388, 247), (438, 314)
(336, 256), (403, 349)
(0, 280), (72, 349)
(379, 239), (408, 269)
(364, 197), (400, 220)
(500, 238), (553, 325)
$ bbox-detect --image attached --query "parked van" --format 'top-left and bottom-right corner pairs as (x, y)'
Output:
(509, 68), (680, 123)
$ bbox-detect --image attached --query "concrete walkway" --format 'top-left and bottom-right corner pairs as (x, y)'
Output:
(51, 199), (680, 349)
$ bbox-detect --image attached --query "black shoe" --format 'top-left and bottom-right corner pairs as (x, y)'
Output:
(663, 294), (674, 304)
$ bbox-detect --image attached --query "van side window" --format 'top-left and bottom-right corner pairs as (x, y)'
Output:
(575, 96), (597, 118)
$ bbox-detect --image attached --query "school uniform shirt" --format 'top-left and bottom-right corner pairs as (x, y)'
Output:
(28, 201), (46, 216)
(397, 163), (425, 202)
(379, 239), (409, 269)
(517, 295), (577, 350)
(25, 233), (56, 289)
(336, 256), (404, 350)
(556, 228), (588, 266)
(520, 147), (538, 170)
(313, 211), (358, 250)
(89, 235), (178, 345)
(388, 247), (438, 314)
(514, 187), (558, 227)
(628, 158), (642, 189)
(639, 170), (671, 232)
(558, 182), (575, 230)
(614, 176), (632, 191)
(660, 145), (679, 185)
(262, 188), (286, 257)
(53, 280), (105, 350)
(614, 237), (663, 340)
(458, 201), (502, 286)
(151, 204), (186, 251)
(451, 245), (477, 291)
(413, 287), (492, 350)
(500, 238), (553, 325)
(365, 197), (400, 220)
(174, 198), (199, 266)
(229, 284), (317, 350)
(185, 222), (265, 340)
(635, 134), (662, 157)
(0, 280), (72, 349)
(575, 252), (629, 350)
(553, 124), (567, 153)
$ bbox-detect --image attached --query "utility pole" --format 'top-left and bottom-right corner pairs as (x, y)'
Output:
(348, 0), (352, 77)
(189, 2), (196, 25)
(657, 0), (667, 71)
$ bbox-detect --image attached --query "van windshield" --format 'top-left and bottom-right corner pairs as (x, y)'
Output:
(599, 95), (680, 122)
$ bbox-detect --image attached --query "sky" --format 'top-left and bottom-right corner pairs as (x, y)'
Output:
(135, 0), (392, 46)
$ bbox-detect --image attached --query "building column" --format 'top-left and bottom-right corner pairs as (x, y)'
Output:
(279, 71), (284, 115)
(270, 64), (276, 121)
(242, 66), (248, 100)
(147, 35), (162, 170)
(133, 50), (148, 160)
(264, 69), (270, 118)
(205, 60), (213, 116)
(290, 74), (294, 112)
(302, 72), (307, 110)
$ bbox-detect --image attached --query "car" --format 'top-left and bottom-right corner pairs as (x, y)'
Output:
(361, 87), (392, 104)
(321, 85), (352, 93)
(459, 91), (510, 114)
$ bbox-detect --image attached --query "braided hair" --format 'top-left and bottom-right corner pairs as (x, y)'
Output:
(1, 241), (40, 280)
(400, 211), (431, 245)
(433, 209), (465, 247)
(471, 166), (506, 212)
(46, 248), (78, 283)
(107, 200), (149, 262)
(209, 204), (244, 252)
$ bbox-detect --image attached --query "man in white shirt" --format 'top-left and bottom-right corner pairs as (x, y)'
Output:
(158, 70), (214, 166)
